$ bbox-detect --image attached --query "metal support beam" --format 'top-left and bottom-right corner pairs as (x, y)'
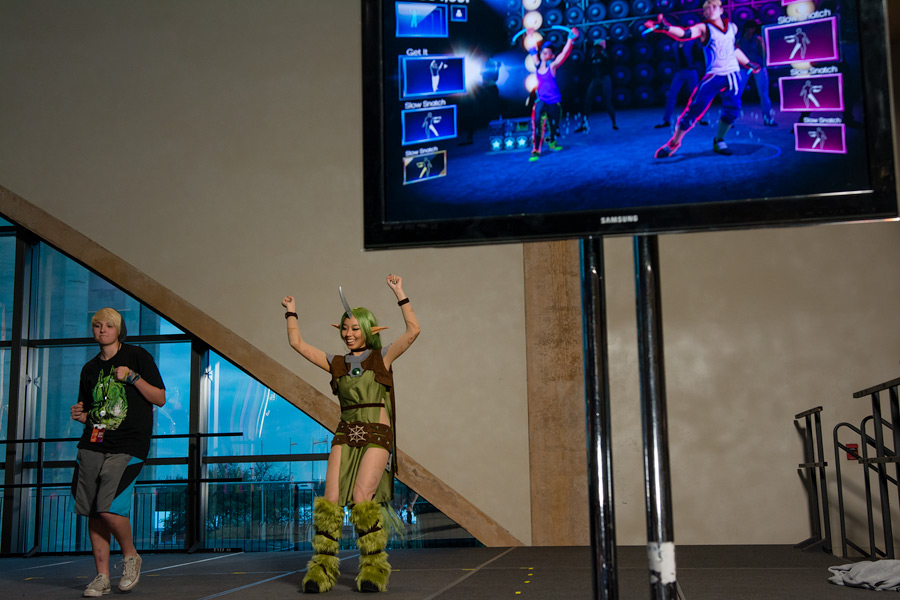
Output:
(1, 231), (31, 554)
(580, 237), (618, 599)
(186, 342), (205, 552)
(634, 235), (678, 599)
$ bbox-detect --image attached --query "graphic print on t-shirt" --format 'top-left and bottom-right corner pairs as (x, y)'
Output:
(88, 368), (128, 430)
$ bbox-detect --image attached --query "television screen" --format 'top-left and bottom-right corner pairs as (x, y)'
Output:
(362, 0), (897, 249)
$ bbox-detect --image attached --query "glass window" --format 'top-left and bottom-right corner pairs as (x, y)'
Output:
(0, 347), (8, 440)
(13, 242), (195, 554)
(0, 234), (13, 445)
(25, 345), (97, 463)
(204, 351), (333, 550)
(0, 231), (12, 548)
(139, 342), (191, 454)
(29, 243), (179, 340)
(22, 342), (191, 465)
(0, 236), (14, 343)
(1, 224), (480, 554)
(205, 351), (331, 459)
(0, 216), (11, 227)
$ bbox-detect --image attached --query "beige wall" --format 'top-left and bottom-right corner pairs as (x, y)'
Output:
(1, 0), (899, 549)
(0, 0), (531, 544)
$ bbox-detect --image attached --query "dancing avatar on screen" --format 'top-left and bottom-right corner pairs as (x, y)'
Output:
(645, 0), (761, 158)
(654, 37), (706, 130)
(430, 59), (447, 93)
(737, 19), (777, 126)
(528, 27), (580, 162)
(810, 127), (827, 149)
(785, 27), (810, 60)
(283, 275), (420, 594)
(579, 38), (618, 132)
(800, 80), (823, 109)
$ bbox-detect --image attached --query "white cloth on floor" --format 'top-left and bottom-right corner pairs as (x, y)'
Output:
(828, 560), (900, 591)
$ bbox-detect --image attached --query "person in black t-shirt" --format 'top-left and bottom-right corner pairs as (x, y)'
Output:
(70, 308), (165, 597)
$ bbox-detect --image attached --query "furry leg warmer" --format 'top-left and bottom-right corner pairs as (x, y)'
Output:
(302, 497), (343, 593)
(350, 500), (391, 593)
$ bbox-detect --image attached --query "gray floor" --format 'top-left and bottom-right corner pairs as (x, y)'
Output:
(0, 545), (873, 599)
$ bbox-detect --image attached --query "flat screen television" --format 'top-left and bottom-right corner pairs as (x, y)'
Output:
(361, 0), (897, 249)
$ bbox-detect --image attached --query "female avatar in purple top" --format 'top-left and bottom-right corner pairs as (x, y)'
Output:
(528, 27), (579, 162)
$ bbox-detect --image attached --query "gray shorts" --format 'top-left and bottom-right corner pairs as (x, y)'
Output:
(71, 448), (144, 517)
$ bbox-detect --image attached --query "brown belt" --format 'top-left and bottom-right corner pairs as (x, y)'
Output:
(332, 420), (393, 453)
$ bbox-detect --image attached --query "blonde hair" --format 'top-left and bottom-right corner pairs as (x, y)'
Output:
(91, 307), (123, 336)
(703, 0), (722, 9)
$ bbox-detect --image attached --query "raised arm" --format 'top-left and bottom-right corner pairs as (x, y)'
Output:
(282, 295), (330, 371)
(551, 28), (579, 70)
(382, 274), (420, 369)
(644, 14), (706, 42)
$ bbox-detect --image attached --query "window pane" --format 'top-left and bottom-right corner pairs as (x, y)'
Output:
(0, 235), (14, 342)
(24, 342), (191, 464)
(9, 231), (196, 554)
(0, 216), (11, 226)
(1, 348), (7, 542)
(0, 348), (8, 440)
(204, 352), (333, 550)
(30, 243), (184, 339)
(158, 318), (182, 335)
(205, 351), (331, 459)
(0, 230), (10, 548)
(144, 342), (191, 452)
(25, 345), (97, 462)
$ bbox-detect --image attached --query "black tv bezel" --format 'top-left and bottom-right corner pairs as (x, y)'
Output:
(362, 0), (898, 249)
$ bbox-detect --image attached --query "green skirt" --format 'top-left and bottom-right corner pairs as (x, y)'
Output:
(336, 441), (394, 507)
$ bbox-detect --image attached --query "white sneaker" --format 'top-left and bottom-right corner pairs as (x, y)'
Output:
(117, 554), (142, 592)
(83, 573), (110, 597)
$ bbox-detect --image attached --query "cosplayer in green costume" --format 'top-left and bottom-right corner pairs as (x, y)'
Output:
(282, 275), (420, 593)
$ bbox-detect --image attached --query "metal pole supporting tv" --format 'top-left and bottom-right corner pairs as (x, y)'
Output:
(634, 235), (678, 599)
(580, 237), (618, 599)
(581, 235), (679, 599)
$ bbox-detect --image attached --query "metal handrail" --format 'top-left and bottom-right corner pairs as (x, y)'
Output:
(794, 406), (831, 553)
(833, 417), (897, 558)
(1, 432), (244, 557)
(831, 376), (900, 559)
(854, 377), (900, 559)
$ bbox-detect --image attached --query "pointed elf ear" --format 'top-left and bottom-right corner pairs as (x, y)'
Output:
(331, 324), (341, 329)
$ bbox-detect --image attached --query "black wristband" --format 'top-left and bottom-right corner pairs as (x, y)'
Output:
(285, 312), (298, 319)
(397, 298), (410, 307)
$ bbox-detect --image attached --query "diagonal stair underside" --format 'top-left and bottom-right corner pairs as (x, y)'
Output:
(0, 183), (522, 548)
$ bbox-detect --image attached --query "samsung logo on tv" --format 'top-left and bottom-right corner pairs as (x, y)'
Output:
(601, 215), (639, 225)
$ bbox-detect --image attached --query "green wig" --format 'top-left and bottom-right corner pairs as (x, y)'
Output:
(340, 307), (382, 350)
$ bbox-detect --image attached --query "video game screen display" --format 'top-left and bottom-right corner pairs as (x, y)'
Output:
(362, 0), (897, 248)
